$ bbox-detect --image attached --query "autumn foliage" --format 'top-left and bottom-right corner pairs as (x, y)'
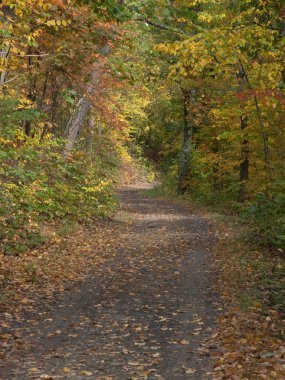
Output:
(0, 1), (285, 378)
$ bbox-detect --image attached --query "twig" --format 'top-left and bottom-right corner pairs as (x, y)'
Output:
(136, 17), (193, 37)
(0, 74), (19, 85)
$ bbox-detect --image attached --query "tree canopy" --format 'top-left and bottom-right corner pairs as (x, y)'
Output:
(0, 0), (284, 248)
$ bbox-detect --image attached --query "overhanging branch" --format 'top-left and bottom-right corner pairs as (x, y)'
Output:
(136, 17), (192, 37)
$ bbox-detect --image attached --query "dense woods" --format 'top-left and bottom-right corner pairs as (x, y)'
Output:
(140, 0), (285, 248)
(0, 1), (285, 379)
(1, 0), (285, 253)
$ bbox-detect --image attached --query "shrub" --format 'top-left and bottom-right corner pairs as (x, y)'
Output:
(243, 193), (285, 249)
(0, 132), (117, 255)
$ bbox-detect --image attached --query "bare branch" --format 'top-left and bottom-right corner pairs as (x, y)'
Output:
(136, 17), (193, 37)
(0, 74), (19, 85)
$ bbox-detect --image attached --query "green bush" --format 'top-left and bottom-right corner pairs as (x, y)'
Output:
(243, 193), (285, 248)
(0, 132), (117, 255)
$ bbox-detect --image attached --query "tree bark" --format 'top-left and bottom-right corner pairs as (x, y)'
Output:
(62, 46), (109, 156)
(63, 96), (91, 155)
(23, 55), (37, 137)
(0, 5), (14, 89)
(177, 88), (196, 194)
(86, 111), (95, 152)
(239, 115), (249, 202)
(212, 139), (223, 191)
(0, 46), (10, 88)
(237, 57), (271, 180)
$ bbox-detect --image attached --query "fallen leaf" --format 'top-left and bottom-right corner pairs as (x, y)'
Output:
(183, 366), (196, 374)
(28, 368), (39, 373)
(80, 370), (93, 376)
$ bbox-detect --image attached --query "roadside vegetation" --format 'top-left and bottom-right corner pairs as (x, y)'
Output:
(0, 1), (284, 378)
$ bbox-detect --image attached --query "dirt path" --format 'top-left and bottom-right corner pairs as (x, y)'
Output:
(0, 186), (219, 380)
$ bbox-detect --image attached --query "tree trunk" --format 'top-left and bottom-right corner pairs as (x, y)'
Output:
(177, 88), (196, 194)
(87, 111), (95, 152)
(0, 46), (10, 88)
(63, 44), (110, 156)
(212, 139), (223, 191)
(0, 5), (14, 89)
(63, 96), (91, 155)
(63, 70), (102, 155)
(23, 75), (37, 137)
(237, 58), (271, 180)
(239, 115), (249, 202)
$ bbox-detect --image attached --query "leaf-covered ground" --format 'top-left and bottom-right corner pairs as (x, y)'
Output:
(0, 185), (219, 379)
(211, 219), (285, 379)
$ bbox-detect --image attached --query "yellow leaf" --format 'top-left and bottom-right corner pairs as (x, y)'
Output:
(80, 371), (93, 376)
(28, 368), (39, 373)
(46, 20), (56, 27)
(20, 298), (30, 304)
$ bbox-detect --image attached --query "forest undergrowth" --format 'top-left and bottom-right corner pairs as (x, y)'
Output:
(0, 0), (285, 378)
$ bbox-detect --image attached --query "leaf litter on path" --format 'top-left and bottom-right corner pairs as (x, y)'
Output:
(0, 186), (219, 379)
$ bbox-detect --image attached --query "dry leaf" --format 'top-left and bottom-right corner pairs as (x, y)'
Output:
(28, 368), (39, 373)
(184, 367), (196, 374)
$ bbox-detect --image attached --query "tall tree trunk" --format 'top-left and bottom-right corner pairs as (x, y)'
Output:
(212, 139), (223, 191)
(24, 77), (37, 137)
(239, 115), (249, 202)
(63, 96), (91, 155)
(0, 5), (14, 89)
(39, 71), (58, 142)
(237, 58), (271, 180)
(0, 45), (10, 89)
(178, 88), (196, 194)
(86, 111), (95, 152)
(63, 45), (110, 156)
(63, 72), (98, 155)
